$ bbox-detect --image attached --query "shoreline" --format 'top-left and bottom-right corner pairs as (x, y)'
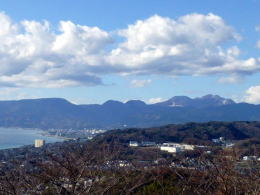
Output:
(40, 132), (75, 141)
(0, 127), (69, 151)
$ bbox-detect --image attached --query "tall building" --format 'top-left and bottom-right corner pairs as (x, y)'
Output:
(35, 139), (45, 148)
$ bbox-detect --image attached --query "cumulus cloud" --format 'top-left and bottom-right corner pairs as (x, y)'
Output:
(130, 79), (151, 87)
(245, 85), (260, 104)
(148, 97), (164, 104)
(108, 14), (259, 77)
(107, 14), (247, 75)
(0, 12), (258, 88)
(0, 12), (111, 88)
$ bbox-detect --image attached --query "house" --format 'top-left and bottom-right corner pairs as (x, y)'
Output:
(243, 156), (258, 161)
(212, 137), (225, 143)
(129, 141), (139, 147)
(118, 160), (130, 167)
(160, 145), (182, 153)
(181, 144), (194, 150)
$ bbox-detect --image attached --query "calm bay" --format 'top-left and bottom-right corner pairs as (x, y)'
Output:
(0, 127), (64, 150)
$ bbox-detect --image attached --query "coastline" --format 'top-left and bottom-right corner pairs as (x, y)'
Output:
(0, 127), (67, 150)
(40, 131), (75, 141)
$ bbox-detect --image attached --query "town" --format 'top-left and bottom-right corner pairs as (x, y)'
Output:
(0, 127), (259, 194)
(42, 128), (107, 140)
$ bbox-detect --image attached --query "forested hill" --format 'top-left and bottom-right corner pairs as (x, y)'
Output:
(94, 121), (260, 145)
(0, 96), (259, 129)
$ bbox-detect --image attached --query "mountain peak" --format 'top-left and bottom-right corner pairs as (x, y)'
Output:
(125, 100), (146, 106)
(168, 96), (192, 101)
(155, 94), (235, 108)
(197, 94), (235, 105)
(18, 98), (74, 105)
(103, 100), (123, 106)
(162, 96), (193, 107)
(201, 94), (222, 99)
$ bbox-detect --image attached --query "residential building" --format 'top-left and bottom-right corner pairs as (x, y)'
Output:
(35, 139), (45, 148)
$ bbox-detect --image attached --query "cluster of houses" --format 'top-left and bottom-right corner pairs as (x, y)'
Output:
(129, 141), (156, 147)
(129, 141), (195, 153)
(242, 156), (260, 161)
(212, 137), (234, 147)
(129, 140), (260, 161)
(44, 128), (107, 140)
(129, 136), (235, 154)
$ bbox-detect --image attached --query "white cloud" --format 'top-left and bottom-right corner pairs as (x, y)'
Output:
(218, 74), (243, 84)
(0, 88), (39, 100)
(148, 97), (164, 104)
(130, 79), (151, 87)
(52, 21), (112, 55)
(107, 14), (259, 76)
(0, 12), (258, 88)
(245, 85), (260, 104)
(0, 12), (110, 88)
(256, 26), (260, 32)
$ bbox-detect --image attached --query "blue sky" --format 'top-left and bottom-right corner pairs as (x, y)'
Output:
(0, 0), (259, 104)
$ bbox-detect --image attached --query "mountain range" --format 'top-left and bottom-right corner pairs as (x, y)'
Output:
(0, 95), (259, 129)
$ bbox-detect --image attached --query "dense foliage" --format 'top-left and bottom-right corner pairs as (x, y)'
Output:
(95, 121), (260, 145)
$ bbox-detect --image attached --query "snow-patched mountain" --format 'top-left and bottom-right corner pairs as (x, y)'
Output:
(155, 94), (235, 108)
(0, 95), (258, 129)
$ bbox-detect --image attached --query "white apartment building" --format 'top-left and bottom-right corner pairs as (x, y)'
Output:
(35, 139), (45, 148)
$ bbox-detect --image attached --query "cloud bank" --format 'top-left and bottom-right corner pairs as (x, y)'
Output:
(0, 12), (259, 88)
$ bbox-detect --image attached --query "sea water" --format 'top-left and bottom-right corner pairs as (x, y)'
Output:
(0, 127), (63, 150)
